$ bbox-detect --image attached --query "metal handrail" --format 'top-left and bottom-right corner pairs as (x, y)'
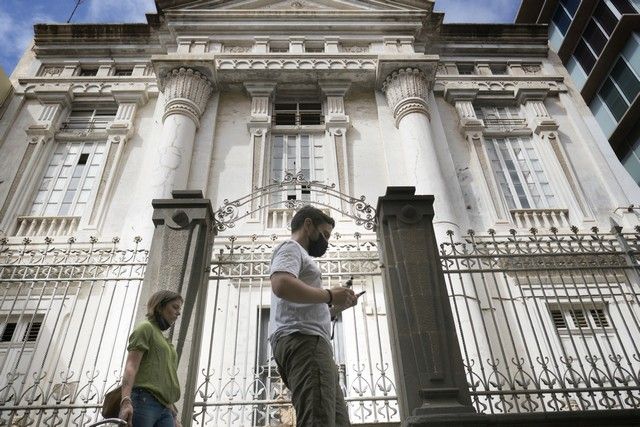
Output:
(86, 419), (127, 426)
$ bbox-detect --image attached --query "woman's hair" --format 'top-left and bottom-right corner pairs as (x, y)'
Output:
(146, 290), (183, 320)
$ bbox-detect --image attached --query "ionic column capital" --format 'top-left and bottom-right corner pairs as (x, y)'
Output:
(382, 68), (430, 127)
(161, 67), (214, 127)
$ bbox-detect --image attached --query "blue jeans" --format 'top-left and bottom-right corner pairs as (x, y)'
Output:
(131, 387), (175, 427)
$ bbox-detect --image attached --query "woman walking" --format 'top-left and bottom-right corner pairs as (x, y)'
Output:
(119, 290), (183, 427)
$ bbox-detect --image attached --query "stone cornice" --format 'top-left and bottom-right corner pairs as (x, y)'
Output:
(19, 80), (158, 99)
(216, 55), (377, 72)
(435, 77), (566, 103)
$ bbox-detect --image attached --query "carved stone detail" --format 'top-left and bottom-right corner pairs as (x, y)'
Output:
(223, 46), (252, 53)
(40, 67), (63, 77)
(161, 68), (213, 127)
(455, 101), (483, 131)
(436, 79), (566, 101)
(522, 64), (541, 74)
(382, 68), (430, 126)
(216, 58), (377, 70)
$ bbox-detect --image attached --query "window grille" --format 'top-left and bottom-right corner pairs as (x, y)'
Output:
(269, 45), (289, 53)
(78, 68), (98, 76)
(485, 136), (556, 210)
(114, 67), (133, 76)
(273, 102), (323, 126)
(305, 46), (325, 53)
(60, 104), (118, 131)
(30, 141), (106, 217)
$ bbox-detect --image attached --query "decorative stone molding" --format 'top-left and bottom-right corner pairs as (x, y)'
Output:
(455, 100), (483, 131)
(40, 66), (63, 77)
(215, 57), (377, 71)
(244, 82), (276, 214)
(435, 78), (566, 102)
(224, 46), (252, 53)
(319, 80), (350, 126)
(522, 64), (541, 74)
(244, 81), (276, 126)
(21, 81), (158, 97)
(382, 68), (430, 126)
(161, 67), (213, 127)
(109, 87), (151, 135)
(27, 86), (73, 137)
(525, 99), (558, 133)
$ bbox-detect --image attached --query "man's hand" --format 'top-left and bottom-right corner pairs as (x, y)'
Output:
(329, 286), (357, 307)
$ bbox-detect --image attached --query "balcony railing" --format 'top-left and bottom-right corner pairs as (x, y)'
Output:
(483, 117), (528, 132)
(14, 215), (81, 237)
(59, 117), (112, 131)
(510, 208), (570, 230)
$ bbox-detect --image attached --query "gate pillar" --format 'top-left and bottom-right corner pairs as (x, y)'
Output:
(135, 190), (216, 427)
(376, 187), (485, 426)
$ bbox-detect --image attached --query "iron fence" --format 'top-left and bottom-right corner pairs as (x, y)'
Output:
(0, 237), (147, 426)
(193, 233), (399, 426)
(440, 227), (640, 414)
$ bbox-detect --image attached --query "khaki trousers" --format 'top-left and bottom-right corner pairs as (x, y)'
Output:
(274, 333), (351, 427)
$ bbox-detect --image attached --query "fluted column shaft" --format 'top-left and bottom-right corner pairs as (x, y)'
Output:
(152, 67), (213, 198)
(383, 68), (458, 234)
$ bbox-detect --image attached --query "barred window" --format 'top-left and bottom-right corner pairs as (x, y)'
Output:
(551, 306), (611, 331)
(60, 104), (118, 131)
(30, 141), (106, 217)
(0, 319), (42, 343)
(273, 102), (323, 126)
(485, 136), (556, 210)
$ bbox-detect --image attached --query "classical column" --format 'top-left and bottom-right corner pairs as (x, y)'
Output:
(382, 67), (459, 233)
(376, 187), (485, 426)
(151, 67), (213, 198)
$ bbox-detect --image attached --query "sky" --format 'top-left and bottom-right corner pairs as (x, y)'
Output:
(0, 0), (521, 75)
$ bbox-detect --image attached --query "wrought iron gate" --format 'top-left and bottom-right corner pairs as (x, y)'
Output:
(0, 237), (147, 426)
(192, 233), (399, 426)
(440, 227), (640, 414)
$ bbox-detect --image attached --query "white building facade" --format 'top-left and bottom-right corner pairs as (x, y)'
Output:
(0, 0), (640, 425)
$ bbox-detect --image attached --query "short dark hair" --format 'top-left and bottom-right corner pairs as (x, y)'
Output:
(290, 205), (335, 232)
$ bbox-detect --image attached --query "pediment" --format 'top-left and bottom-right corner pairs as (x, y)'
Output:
(158, 0), (430, 12)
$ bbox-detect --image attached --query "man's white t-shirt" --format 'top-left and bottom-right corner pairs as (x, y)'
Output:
(268, 239), (331, 348)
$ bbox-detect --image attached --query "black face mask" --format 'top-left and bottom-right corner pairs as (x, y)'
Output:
(308, 226), (329, 258)
(154, 312), (171, 331)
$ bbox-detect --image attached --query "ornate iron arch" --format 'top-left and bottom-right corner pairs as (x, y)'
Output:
(214, 171), (376, 232)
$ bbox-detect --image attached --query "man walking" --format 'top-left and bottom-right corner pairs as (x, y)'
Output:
(269, 205), (356, 426)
